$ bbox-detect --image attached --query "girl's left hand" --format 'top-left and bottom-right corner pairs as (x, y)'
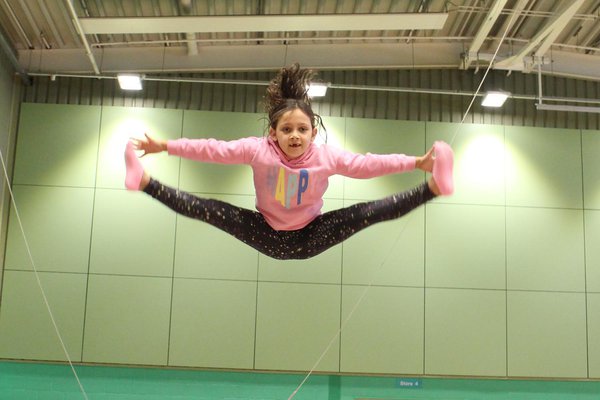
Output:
(130, 133), (167, 157)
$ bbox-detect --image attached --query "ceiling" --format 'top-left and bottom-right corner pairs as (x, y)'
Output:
(0, 0), (599, 82)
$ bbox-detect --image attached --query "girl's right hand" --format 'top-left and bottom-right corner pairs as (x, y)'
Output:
(415, 146), (434, 172)
(131, 133), (168, 157)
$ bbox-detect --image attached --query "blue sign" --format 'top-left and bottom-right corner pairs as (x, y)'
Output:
(395, 378), (423, 389)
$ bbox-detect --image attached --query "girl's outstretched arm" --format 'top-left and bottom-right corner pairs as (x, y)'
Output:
(131, 133), (167, 157)
(132, 133), (262, 165)
(330, 143), (437, 179)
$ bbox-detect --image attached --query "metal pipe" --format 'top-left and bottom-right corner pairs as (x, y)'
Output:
(180, 0), (198, 56)
(1, 0), (33, 48)
(18, 0), (44, 48)
(533, 52), (600, 112)
(78, 0), (101, 44)
(25, 71), (600, 107)
(86, 34), (600, 54)
(454, 4), (597, 21)
(537, 61), (543, 103)
(0, 25), (31, 84)
(17, 71), (529, 100)
(91, 35), (475, 47)
(64, 0), (100, 74)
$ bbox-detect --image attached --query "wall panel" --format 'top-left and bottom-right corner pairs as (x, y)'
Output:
(1, 104), (600, 382)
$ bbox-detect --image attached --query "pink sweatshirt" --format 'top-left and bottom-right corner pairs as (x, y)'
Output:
(167, 137), (416, 231)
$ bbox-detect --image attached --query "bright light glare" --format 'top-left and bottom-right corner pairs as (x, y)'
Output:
(463, 135), (505, 188)
(117, 74), (143, 91)
(482, 91), (509, 108)
(307, 83), (328, 97)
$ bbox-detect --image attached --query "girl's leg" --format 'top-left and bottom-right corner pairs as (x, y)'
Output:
(284, 141), (455, 258)
(125, 142), (451, 260)
(142, 178), (297, 260)
(125, 142), (298, 259)
(292, 181), (436, 258)
(143, 179), (434, 260)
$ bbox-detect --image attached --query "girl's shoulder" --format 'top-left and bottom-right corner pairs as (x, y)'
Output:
(314, 142), (348, 157)
(235, 135), (267, 148)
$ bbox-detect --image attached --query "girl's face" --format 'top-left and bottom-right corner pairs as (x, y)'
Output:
(269, 108), (317, 160)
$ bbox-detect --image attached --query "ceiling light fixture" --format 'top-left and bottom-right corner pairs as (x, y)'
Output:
(307, 83), (328, 97)
(482, 91), (510, 107)
(535, 103), (600, 114)
(117, 74), (143, 91)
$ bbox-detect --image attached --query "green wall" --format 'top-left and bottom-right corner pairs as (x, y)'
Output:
(0, 42), (19, 287)
(1, 103), (600, 398)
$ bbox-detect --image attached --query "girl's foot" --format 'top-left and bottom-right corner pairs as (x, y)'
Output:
(124, 141), (145, 190)
(427, 177), (441, 196)
(432, 141), (454, 195)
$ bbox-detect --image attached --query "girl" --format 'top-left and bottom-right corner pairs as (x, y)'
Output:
(124, 63), (453, 260)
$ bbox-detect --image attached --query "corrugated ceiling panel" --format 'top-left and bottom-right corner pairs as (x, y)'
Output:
(20, 69), (600, 130)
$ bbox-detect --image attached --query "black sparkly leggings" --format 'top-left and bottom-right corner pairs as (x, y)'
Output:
(143, 178), (436, 260)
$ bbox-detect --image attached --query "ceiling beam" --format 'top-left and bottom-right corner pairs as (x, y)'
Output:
(579, 20), (600, 50)
(78, 13), (448, 34)
(17, 42), (600, 81)
(532, 0), (586, 61)
(486, 0), (528, 54)
(494, 0), (585, 71)
(460, 0), (508, 70)
(17, 42), (462, 73)
(65, 0), (100, 74)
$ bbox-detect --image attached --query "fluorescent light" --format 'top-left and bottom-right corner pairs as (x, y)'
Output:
(536, 103), (600, 114)
(307, 83), (328, 97)
(482, 91), (509, 107)
(117, 74), (143, 90)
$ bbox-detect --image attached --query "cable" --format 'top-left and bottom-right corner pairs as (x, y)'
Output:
(287, 6), (520, 399)
(0, 150), (89, 399)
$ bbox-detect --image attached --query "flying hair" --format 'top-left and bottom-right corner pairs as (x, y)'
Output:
(264, 63), (324, 132)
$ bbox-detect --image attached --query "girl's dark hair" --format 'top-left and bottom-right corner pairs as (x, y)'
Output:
(264, 63), (324, 131)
